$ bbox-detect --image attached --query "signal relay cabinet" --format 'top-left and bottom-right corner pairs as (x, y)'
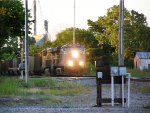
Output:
(95, 56), (126, 107)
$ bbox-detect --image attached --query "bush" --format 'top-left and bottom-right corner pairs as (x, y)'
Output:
(85, 61), (96, 76)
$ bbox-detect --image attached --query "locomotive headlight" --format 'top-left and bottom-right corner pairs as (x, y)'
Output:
(79, 61), (84, 66)
(72, 50), (79, 58)
(67, 60), (74, 67)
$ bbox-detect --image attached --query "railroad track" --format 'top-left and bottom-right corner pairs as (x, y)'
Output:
(130, 77), (150, 82)
(30, 75), (150, 82)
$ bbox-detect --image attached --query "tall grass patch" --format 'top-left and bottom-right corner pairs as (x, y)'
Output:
(0, 77), (91, 106)
(128, 69), (150, 77)
(0, 77), (20, 96)
(28, 78), (57, 88)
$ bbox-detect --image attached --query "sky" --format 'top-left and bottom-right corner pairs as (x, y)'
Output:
(27, 0), (150, 40)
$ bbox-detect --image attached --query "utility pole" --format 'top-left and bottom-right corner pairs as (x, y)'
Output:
(25, 0), (29, 84)
(73, 0), (75, 45)
(119, 0), (125, 107)
(118, 0), (124, 66)
(34, 0), (36, 35)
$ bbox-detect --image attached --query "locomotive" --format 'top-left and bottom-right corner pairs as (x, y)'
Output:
(41, 44), (86, 76)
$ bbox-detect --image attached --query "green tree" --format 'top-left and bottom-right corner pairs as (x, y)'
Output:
(42, 41), (52, 49)
(0, 0), (25, 46)
(88, 5), (150, 66)
(53, 27), (98, 48)
(0, 0), (32, 60)
(124, 10), (150, 60)
(29, 41), (52, 56)
(29, 45), (42, 56)
(29, 36), (36, 46)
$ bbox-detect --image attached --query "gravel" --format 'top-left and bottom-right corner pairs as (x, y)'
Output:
(0, 107), (150, 113)
(0, 77), (150, 113)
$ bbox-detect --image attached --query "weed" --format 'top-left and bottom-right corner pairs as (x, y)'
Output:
(128, 69), (150, 77)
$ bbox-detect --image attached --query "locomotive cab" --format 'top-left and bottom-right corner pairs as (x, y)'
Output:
(59, 44), (85, 76)
(41, 44), (85, 76)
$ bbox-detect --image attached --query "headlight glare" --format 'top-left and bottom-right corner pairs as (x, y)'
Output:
(67, 60), (74, 67)
(79, 61), (84, 66)
(72, 50), (79, 58)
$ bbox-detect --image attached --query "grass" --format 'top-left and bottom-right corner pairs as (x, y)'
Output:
(128, 69), (150, 77)
(0, 77), (20, 96)
(19, 77), (89, 96)
(0, 76), (90, 106)
(23, 78), (90, 96)
(26, 78), (57, 88)
(85, 63), (150, 77)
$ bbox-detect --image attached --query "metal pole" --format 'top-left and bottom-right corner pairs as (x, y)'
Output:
(25, 0), (29, 84)
(122, 76), (125, 107)
(127, 73), (131, 108)
(119, 0), (124, 66)
(73, 0), (75, 45)
(111, 76), (114, 106)
(34, 0), (36, 35)
(20, 41), (24, 79)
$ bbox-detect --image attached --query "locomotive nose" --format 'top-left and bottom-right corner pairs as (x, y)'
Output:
(67, 59), (84, 67)
(67, 60), (74, 67)
(71, 50), (79, 58)
(79, 61), (84, 67)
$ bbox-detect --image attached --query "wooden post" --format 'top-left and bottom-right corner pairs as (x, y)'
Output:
(96, 75), (102, 107)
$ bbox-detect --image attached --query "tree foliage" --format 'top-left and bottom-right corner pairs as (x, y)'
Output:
(124, 10), (150, 59)
(0, 0), (25, 46)
(88, 5), (150, 66)
(52, 28), (98, 48)
(0, 0), (33, 60)
(29, 41), (52, 56)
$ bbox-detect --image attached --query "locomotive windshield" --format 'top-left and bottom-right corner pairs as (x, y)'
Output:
(62, 45), (85, 54)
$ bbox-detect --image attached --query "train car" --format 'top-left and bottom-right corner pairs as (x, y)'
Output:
(42, 44), (86, 76)
(33, 54), (42, 75)
(0, 58), (20, 75)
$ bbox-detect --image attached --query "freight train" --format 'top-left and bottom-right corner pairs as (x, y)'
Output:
(0, 44), (86, 76)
